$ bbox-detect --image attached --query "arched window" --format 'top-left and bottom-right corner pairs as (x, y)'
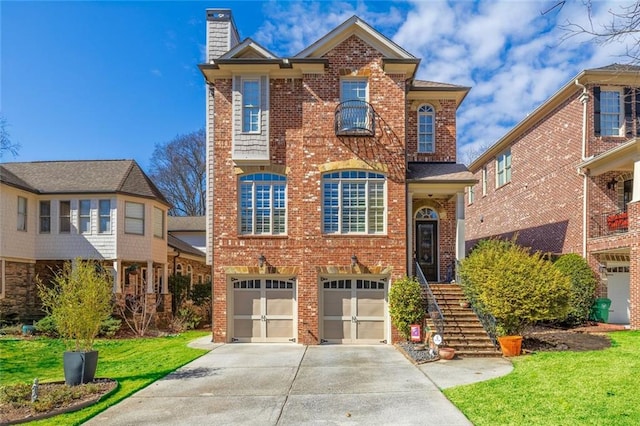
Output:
(417, 104), (435, 153)
(239, 173), (287, 235)
(416, 207), (438, 220)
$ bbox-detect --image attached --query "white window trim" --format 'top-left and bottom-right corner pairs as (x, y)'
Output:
(496, 149), (512, 188)
(468, 185), (475, 205)
(322, 171), (387, 235)
(417, 104), (435, 153)
(124, 201), (145, 235)
(59, 200), (71, 234)
(340, 78), (369, 102)
(241, 77), (261, 134)
(153, 207), (165, 239)
(39, 200), (51, 234)
(600, 86), (625, 137)
(79, 199), (91, 235)
(99, 199), (111, 234)
(482, 167), (488, 196)
(17, 196), (27, 232)
(239, 173), (287, 236)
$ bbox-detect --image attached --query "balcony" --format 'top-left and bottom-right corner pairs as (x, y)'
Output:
(335, 100), (375, 137)
(592, 209), (629, 238)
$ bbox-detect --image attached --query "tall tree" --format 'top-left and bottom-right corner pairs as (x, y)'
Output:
(149, 129), (206, 216)
(0, 114), (20, 159)
(558, 0), (640, 63)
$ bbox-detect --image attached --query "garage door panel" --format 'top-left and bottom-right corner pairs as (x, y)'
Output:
(266, 319), (293, 338)
(323, 291), (351, 316)
(323, 320), (350, 340)
(234, 290), (261, 316)
(356, 291), (384, 317)
(266, 290), (294, 316)
(357, 320), (384, 340)
(235, 319), (261, 338)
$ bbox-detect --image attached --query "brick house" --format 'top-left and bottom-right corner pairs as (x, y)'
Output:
(466, 64), (640, 329)
(199, 10), (474, 344)
(0, 160), (172, 321)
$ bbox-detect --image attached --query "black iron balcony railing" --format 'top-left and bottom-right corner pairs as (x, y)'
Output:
(335, 100), (375, 136)
(591, 209), (629, 238)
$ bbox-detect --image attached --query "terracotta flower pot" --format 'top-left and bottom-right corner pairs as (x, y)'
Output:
(438, 347), (455, 360)
(498, 335), (523, 357)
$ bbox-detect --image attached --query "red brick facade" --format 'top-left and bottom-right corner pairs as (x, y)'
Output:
(467, 67), (640, 329)
(203, 13), (472, 344)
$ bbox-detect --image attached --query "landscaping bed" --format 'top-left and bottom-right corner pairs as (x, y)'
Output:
(522, 324), (612, 352)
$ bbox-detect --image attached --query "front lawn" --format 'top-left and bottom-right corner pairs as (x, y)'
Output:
(446, 331), (640, 425)
(0, 331), (210, 425)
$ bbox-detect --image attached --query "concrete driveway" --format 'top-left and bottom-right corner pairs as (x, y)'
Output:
(87, 343), (474, 425)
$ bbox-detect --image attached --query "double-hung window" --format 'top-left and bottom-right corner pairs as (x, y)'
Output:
(599, 88), (623, 136)
(322, 171), (386, 234)
(39, 201), (51, 233)
(17, 197), (27, 231)
(239, 173), (286, 235)
(125, 202), (144, 235)
(99, 200), (111, 233)
(242, 79), (260, 133)
(417, 104), (435, 153)
(468, 186), (475, 204)
(79, 200), (91, 234)
(59, 201), (71, 233)
(482, 166), (488, 196)
(153, 207), (164, 238)
(496, 149), (512, 187)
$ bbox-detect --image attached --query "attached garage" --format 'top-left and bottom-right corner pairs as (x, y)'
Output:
(229, 277), (297, 342)
(320, 276), (388, 344)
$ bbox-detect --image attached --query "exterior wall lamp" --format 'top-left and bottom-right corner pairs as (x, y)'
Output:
(607, 178), (618, 190)
(351, 254), (358, 267)
(258, 254), (266, 268)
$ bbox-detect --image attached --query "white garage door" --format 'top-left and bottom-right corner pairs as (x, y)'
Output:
(231, 278), (296, 343)
(321, 277), (387, 344)
(607, 269), (630, 324)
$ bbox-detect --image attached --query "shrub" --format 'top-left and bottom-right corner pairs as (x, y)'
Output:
(459, 239), (571, 336)
(553, 253), (598, 326)
(37, 258), (114, 351)
(35, 315), (58, 337)
(99, 316), (122, 338)
(176, 300), (202, 330)
(389, 276), (425, 340)
(169, 274), (191, 313)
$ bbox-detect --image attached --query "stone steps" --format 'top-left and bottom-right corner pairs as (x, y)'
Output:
(427, 283), (501, 358)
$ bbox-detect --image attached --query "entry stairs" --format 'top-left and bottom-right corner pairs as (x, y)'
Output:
(426, 284), (502, 357)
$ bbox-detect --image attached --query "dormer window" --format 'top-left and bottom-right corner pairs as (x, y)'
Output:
(417, 104), (435, 153)
(242, 78), (260, 133)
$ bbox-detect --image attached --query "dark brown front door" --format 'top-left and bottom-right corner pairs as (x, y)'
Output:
(416, 221), (438, 282)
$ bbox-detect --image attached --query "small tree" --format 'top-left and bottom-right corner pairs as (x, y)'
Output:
(389, 276), (426, 340)
(459, 239), (571, 336)
(37, 259), (113, 351)
(553, 253), (598, 326)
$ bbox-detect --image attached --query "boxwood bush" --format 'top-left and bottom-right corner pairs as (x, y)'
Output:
(459, 239), (571, 336)
(389, 276), (425, 340)
(553, 253), (598, 326)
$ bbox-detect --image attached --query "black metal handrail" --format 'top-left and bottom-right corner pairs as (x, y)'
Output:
(591, 209), (629, 238)
(414, 261), (444, 337)
(335, 100), (375, 136)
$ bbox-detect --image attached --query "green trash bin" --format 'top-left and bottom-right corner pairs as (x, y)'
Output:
(591, 298), (612, 323)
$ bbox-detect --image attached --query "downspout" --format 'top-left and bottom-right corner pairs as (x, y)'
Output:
(575, 79), (589, 257)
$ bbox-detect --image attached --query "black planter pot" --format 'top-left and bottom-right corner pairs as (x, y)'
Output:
(64, 351), (99, 386)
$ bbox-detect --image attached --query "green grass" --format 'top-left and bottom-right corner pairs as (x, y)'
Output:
(445, 331), (640, 426)
(0, 331), (210, 425)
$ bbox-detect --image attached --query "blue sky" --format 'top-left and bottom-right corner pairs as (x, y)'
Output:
(1, 0), (633, 171)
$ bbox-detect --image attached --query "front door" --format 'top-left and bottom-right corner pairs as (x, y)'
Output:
(416, 221), (438, 282)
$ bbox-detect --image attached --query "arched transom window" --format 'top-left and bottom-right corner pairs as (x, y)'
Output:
(416, 207), (438, 220)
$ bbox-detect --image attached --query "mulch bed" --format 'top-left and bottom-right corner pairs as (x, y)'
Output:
(0, 379), (117, 425)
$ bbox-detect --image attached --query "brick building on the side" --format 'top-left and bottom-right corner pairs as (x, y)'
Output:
(466, 64), (640, 329)
(199, 11), (475, 344)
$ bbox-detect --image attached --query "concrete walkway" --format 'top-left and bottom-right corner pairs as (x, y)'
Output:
(87, 338), (512, 425)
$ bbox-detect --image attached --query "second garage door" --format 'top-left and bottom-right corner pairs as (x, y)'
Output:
(320, 277), (387, 344)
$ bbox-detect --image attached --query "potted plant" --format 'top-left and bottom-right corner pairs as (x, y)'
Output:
(37, 258), (114, 385)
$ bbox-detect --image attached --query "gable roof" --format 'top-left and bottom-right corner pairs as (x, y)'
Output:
(0, 160), (170, 205)
(219, 38), (279, 59)
(469, 64), (640, 171)
(295, 15), (415, 60)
